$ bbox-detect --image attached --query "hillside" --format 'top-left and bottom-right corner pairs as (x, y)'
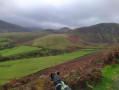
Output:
(0, 30), (62, 43)
(0, 23), (117, 50)
(31, 34), (93, 50)
(68, 23), (119, 44)
(26, 27), (45, 31)
(32, 34), (80, 50)
(0, 20), (30, 32)
(0, 38), (14, 50)
(59, 27), (71, 33)
(0, 46), (41, 56)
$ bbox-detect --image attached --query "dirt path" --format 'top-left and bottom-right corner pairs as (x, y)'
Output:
(33, 51), (102, 75)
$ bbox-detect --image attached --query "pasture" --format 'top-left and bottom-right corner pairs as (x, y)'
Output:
(0, 38), (14, 50)
(0, 50), (99, 85)
(0, 46), (41, 56)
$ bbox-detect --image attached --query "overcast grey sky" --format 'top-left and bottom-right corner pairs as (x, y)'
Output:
(0, 0), (119, 29)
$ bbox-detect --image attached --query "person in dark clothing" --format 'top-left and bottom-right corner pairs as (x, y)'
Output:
(50, 72), (72, 90)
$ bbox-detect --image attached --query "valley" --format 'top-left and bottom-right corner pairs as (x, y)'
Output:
(0, 20), (119, 90)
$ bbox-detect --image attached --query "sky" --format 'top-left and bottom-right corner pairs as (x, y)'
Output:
(0, 0), (119, 29)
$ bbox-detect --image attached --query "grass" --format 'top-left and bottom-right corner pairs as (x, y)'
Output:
(92, 64), (119, 90)
(0, 37), (14, 49)
(0, 50), (99, 85)
(0, 31), (58, 42)
(0, 46), (41, 56)
(0, 38), (13, 42)
(33, 34), (78, 50)
(32, 33), (113, 50)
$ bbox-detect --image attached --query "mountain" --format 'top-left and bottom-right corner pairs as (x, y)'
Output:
(59, 27), (71, 32)
(68, 23), (119, 44)
(0, 20), (30, 32)
(26, 27), (45, 31)
(42, 29), (61, 34)
(41, 29), (70, 34)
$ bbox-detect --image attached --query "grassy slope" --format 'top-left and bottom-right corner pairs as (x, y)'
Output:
(0, 46), (41, 56)
(93, 64), (119, 90)
(0, 31), (55, 42)
(33, 34), (78, 50)
(0, 33), (112, 50)
(0, 38), (14, 50)
(68, 23), (119, 44)
(0, 38), (13, 42)
(0, 50), (99, 85)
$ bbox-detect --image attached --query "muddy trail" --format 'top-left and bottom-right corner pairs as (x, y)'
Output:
(1, 51), (103, 89)
(37, 51), (102, 75)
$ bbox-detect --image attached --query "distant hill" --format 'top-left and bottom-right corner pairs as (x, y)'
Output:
(42, 29), (69, 34)
(32, 34), (79, 50)
(59, 27), (71, 32)
(26, 27), (45, 31)
(41, 29), (59, 34)
(68, 23), (119, 44)
(0, 28), (67, 44)
(0, 20), (30, 32)
(60, 27), (71, 30)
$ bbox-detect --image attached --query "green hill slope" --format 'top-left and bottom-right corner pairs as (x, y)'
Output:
(32, 34), (79, 50)
(0, 30), (65, 43)
(68, 23), (119, 44)
(0, 46), (41, 56)
(0, 38), (14, 50)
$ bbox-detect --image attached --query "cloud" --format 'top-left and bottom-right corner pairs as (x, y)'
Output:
(0, 0), (119, 28)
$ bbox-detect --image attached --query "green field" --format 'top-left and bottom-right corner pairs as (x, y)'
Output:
(0, 38), (13, 42)
(0, 46), (41, 56)
(0, 38), (14, 49)
(93, 64), (119, 90)
(0, 50), (99, 85)
(33, 34), (78, 50)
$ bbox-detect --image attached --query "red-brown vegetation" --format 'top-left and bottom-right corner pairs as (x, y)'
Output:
(8, 36), (25, 45)
(23, 40), (34, 46)
(67, 36), (90, 45)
